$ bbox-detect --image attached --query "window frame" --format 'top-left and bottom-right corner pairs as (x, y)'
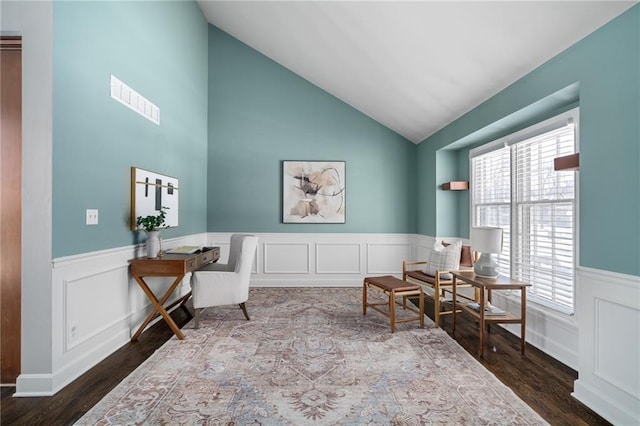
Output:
(469, 108), (579, 315)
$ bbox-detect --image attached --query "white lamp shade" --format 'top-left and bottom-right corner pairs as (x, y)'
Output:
(471, 227), (503, 254)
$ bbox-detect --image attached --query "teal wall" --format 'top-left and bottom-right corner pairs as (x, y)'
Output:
(207, 26), (417, 233)
(53, 1), (209, 257)
(418, 6), (640, 276)
(455, 148), (471, 239)
(50, 2), (639, 277)
(434, 150), (459, 238)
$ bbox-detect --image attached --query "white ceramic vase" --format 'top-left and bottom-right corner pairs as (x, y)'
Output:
(145, 230), (160, 259)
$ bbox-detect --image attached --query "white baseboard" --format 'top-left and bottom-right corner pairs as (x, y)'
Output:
(14, 374), (54, 397)
(573, 379), (638, 425)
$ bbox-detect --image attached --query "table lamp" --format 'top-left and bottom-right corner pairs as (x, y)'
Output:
(471, 226), (503, 278)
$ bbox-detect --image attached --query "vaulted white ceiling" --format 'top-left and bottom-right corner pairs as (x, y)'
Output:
(197, 1), (636, 143)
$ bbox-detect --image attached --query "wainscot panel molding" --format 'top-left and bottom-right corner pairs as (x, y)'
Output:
(16, 234), (209, 396)
(316, 243), (361, 274)
(208, 233), (417, 287)
(366, 243), (412, 274)
(572, 266), (640, 425)
(263, 242), (311, 274)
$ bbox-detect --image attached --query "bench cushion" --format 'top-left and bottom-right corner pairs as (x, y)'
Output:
(406, 270), (437, 285)
(365, 275), (421, 292)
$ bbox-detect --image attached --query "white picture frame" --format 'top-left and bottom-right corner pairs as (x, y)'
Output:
(130, 167), (179, 230)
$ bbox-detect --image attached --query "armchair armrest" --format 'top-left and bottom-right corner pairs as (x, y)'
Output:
(402, 260), (427, 279)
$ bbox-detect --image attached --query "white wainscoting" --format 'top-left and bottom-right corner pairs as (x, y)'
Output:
(31, 232), (412, 396)
(207, 233), (415, 287)
(20, 234), (209, 397)
(26, 230), (633, 411)
(572, 266), (640, 425)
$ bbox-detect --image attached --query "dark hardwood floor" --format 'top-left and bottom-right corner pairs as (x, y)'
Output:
(1, 297), (610, 426)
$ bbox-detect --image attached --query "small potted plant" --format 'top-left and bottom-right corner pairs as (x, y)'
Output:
(136, 207), (168, 258)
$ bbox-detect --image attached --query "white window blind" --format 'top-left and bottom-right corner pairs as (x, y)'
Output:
(471, 110), (577, 314)
(471, 146), (512, 275)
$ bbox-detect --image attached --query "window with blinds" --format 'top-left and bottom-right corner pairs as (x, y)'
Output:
(470, 109), (577, 314)
(471, 147), (512, 275)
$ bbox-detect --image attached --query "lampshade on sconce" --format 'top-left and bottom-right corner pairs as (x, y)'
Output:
(471, 226), (503, 278)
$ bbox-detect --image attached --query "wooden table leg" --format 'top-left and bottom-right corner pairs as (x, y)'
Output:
(521, 287), (527, 355)
(487, 289), (492, 333)
(479, 286), (485, 357)
(452, 277), (457, 333)
(419, 288), (424, 329)
(389, 289), (396, 333)
(362, 279), (368, 316)
(131, 274), (186, 341)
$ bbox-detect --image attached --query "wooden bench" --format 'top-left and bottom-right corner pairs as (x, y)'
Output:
(362, 275), (424, 333)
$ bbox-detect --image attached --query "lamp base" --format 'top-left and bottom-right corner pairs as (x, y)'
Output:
(474, 253), (499, 278)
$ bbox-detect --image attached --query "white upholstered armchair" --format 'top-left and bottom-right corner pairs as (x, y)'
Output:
(190, 234), (258, 328)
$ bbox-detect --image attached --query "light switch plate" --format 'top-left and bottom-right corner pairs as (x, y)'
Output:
(86, 209), (98, 225)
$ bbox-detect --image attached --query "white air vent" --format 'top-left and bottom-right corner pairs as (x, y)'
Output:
(110, 75), (160, 125)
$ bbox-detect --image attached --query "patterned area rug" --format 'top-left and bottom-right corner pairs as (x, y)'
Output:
(77, 287), (547, 425)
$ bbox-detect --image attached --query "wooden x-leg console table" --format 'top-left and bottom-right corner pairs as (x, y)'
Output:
(129, 247), (220, 341)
